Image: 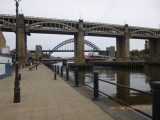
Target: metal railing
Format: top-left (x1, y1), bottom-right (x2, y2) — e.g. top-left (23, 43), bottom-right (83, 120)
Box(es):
top-left (94, 73), bottom-right (152, 118)
top-left (45, 64), bottom-right (160, 120)
top-left (1, 14), bottom-right (159, 31)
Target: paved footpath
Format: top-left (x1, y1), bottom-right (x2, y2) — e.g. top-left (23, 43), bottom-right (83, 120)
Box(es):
top-left (0, 64), bottom-right (114, 120)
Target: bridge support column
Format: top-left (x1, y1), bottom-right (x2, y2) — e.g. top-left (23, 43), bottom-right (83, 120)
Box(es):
top-left (18, 14), bottom-right (27, 64)
top-left (0, 29), bottom-right (6, 53)
top-left (74, 20), bottom-right (85, 65)
top-left (149, 39), bottom-right (160, 62)
top-left (116, 24), bottom-right (130, 61)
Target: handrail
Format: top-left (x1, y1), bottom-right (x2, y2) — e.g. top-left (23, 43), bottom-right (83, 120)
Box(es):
top-left (85, 74), bottom-right (92, 78)
top-left (99, 79), bottom-right (152, 96)
top-left (75, 71), bottom-right (153, 119)
top-left (79, 72), bottom-right (152, 95)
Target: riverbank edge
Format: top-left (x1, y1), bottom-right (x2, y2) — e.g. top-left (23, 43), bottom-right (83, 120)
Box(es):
top-left (59, 75), bottom-right (150, 120)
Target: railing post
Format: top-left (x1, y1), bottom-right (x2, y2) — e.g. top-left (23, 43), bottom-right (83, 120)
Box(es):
top-left (55, 65), bottom-right (57, 73)
top-left (66, 67), bottom-right (69, 80)
top-left (57, 66), bottom-right (59, 74)
top-left (52, 65), bottom-right (54, 71)
top-left (54, 65), bottom-right (57, 80)
top-left (152, 81), bottom-right (160, 120)
top-left (50, 65), bottom-right (52, 70)
top-left (74, 68), bottom-right (80, 87)
top-left (92, 72), bottom-right (100, 100)
top-left (61, 66), bottom-right (63, 77)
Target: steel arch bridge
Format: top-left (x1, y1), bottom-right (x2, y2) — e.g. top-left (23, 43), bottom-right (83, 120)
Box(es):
top-left (48, 38), bottom-right (102, 55)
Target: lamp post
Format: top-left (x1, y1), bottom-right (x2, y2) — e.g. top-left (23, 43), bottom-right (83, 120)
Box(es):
top-left (14, 0), bottom-right (21, 103)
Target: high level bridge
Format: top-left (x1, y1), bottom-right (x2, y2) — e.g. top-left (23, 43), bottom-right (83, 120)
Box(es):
top-left (0, 14), bottom-right (160, 64)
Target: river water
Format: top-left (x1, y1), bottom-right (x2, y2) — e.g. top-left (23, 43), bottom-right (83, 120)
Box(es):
top-left (53, 62), bottom-right (160, 116)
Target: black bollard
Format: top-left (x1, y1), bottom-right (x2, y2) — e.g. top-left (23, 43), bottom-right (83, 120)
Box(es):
top-left (152, 81), bottom-right (160, 120)
top-left (74, 68), bottom-right (80, 87)
top-left (92, 72), bottom-right (100, 100)
top-left (66, 67), bottom-right (69, 80)
top-left (61, 66), bottom-right (63, 77)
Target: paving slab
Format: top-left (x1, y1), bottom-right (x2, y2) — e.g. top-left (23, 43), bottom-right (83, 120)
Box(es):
top-left (0, 64), bottom-right (114, 120)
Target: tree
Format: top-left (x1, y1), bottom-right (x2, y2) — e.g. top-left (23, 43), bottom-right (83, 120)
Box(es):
top-left (130, 49), bottom-right (149, 56)
top-left (130, 49), bottom-right (140, 56)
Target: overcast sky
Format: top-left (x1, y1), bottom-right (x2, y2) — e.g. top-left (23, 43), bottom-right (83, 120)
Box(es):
top-left (1, 0), bottom-right (160, 57)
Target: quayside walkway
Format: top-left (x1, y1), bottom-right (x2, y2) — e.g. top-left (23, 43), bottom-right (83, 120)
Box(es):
top-left (0, 64), bottom-right (114, 120)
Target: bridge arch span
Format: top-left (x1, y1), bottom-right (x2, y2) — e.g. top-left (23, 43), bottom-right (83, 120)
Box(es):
top-left (131, 29), bottom-right (159, 36)
top-left (88, 25), bottom-right (123, 34)
top-left (48, 38), bottom-right (101, 55)
top-left (29, 22), bottom-right (77, 31)
top-left (0, 19), bottom-right (13, 27)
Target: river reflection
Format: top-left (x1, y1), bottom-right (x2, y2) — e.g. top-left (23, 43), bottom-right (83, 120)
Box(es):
top-left (83, 66), bottom-right (160, 115)
top-left (53, 62), bottom-right (160, 115)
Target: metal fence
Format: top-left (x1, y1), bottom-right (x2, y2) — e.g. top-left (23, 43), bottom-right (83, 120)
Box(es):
top-left (45, 64), bottom-right (160, 120)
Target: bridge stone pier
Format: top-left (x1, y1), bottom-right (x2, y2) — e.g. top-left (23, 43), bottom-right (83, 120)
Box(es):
top-left (149, 38), bottom-right (160, 62)
top-left (0, 29), bottom-right (6, 52)
top-left (116, 24), bottom-right (130, 61)
top-left (18, 14), bottom-right (27, 63)
top-left (74, 20), bottom-right (85, 65)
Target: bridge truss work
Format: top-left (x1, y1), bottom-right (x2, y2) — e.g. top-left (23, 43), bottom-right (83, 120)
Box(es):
top-left (0, 14), bottom-right (160, 64)
top-left (0, 14), bottom-right (159, 38)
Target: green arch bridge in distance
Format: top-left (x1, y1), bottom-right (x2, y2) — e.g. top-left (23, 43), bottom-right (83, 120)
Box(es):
top-left (48, 38), bottom-right (108, 56)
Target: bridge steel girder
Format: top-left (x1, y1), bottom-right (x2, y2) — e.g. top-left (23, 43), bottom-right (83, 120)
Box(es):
top-left (0, 14), bottom-right (160, 39)
top-left (47, 38), bottom-right (101, 56)
top-left (46, 50), bottom-right (102, 53)
top-left (1, 14), bottom-right (160, 62)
